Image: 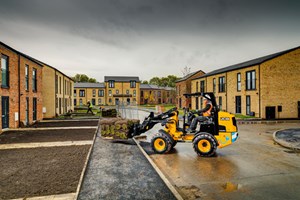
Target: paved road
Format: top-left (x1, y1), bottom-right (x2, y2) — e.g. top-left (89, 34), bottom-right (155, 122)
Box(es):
top-left (136, 110), bottom-right (300, 200)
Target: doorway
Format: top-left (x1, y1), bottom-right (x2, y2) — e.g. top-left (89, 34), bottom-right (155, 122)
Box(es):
top-left (235, 96), bottom-right (241, 113)
top-left (265, 106), bottom-right (276, 119)
top-left (2, 96), bottom-right (9, 129)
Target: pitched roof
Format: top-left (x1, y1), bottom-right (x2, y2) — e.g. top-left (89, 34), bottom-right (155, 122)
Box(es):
top-left (0, 41), bottom-right (42, 67)
top-left (140, 84), bottom-right (175, 91)
top-left (175, 69), bottom-right (205, 83)
top-left (193, 46), bottom-right (300, 79)
top-left (104, 76), bottom-right (140, 82)
top-left (74, 82), bottom-right (105, 88)
top-left (0, 41), bottom-right (73, 81)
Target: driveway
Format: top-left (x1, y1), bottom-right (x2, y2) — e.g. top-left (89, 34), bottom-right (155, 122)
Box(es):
top-left (135, 109), bottom-right (300, 200)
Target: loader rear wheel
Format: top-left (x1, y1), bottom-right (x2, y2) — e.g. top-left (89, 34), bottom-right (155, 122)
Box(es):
top-left (151, 132), bottom-right (172, 154)
top-left (193, 133), bottom-right (217, 157)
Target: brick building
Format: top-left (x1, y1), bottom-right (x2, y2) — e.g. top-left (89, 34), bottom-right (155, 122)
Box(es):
top-left (191, 46), bottom-right (300, 119)
top-left (140, 84), bottom-right (176, 105)
top-left (0, 41), bottom-right (43, 129)
top-left (175, 70), bottom-right (205, 109)
top-left (74, 82), bottom-right (105, 106)
top-left (105, 76), bottom-right (140, 105)
top-left (41, 62), bottom-right (74, 118)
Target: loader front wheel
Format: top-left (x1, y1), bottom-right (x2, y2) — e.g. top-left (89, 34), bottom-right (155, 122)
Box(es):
top-left (193, 133), bottom-right (217, 157)
top-left (151, 132), bottom-right (172, 154)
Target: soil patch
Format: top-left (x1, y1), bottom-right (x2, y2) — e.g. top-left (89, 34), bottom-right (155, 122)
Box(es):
top-left (30, 120), bottom-right (99, 128)
top-left (0, 129), bottom-right (96, 144)
top-left (0, 145), bottom-right (90, 200)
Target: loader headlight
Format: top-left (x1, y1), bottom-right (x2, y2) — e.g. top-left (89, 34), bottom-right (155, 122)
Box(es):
top-left (231, 132), bottom-right (238, 142)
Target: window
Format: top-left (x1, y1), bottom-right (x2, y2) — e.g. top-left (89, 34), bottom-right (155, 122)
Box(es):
top-left (196, 82), bottom-right (199, 92)
top-left (126, 90), bottom-right (129, 94)
top-left (74, 90), bottom-right (77, 97)
top-left (246, 95), bottom-right (251, 115)
top-left (1, 54), bottom-right (9, 87)
top-left (130, 81), bottom-right (136, 88)
top-left (109, 98), bottom-right (112, 103)
top-left (213, 78), bottom-right (216, 93)
top-left (158, 91), bottom-right (161, 97)
top-left (133, 90), bottom-right (136, 97)
top-left (79, 90), bottom-right (85, 97)
top-left (93, 89), bottom-right (96, 97)
top-left (55, 75), bottom-right (58, 94)
top-left (200, 97), bottom-right (203, 109)
top-left (246, 71), bottom-right (256, 90)
top-left (32, 68), bottom-right (37, 92)
top-left (59, 77), bottom-right (61, 94)
top-left (218, 76), bottom-right (225, 92)
top-left (33, 98), bottom-right (37, 120)
top-left (79, 99), bottom-right (83, 105)
top-left (237, 73), bottom-right (241, 91)
top-left (109, 90), bottom-right (112, 96)
top-left (98, 98), bottom-right (102, 105)
top-left (108, 80), bottom-right (115, 88)
top-left (98, 90), bottom-right (104, 97)
top-left (74, 99), bottom-right (77, 106)
top-left (219, 96), bottom-right (223, 110)
top-left (116, 89), bottom-right (119, 94)
top-left (200, 81), bottom-right (205, 92)
top-left (25, 65), bottom-right (29, 91)
top-left (141, 91), bottom-right (144, 97)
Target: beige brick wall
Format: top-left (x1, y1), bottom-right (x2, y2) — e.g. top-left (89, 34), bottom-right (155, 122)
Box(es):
top-left (55, 71), bottom-right (74, 115)
top-left (74, 87), bottom-right (105, 106)
top-left (105, 82), bottom-right (140, 105)
top-left (260, 48), bottom-right (300, 118)
top-left (42, 66), bottom-right (56, 118)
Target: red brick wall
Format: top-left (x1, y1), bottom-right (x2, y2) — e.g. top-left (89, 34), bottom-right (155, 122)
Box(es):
top-left (0, 44), bottom-right (43, 129)
top-left (0, 45), bottom-right (20, 129)
top-left (19, 56), bottom-right (43, 126)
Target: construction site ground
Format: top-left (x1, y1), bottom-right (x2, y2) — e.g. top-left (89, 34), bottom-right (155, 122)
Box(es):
top-left (0, 121), bottom-right (97, 200)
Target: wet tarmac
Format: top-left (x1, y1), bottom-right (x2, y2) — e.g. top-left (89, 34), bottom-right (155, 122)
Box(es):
top-left (136, 110), bottom-right (300, 200)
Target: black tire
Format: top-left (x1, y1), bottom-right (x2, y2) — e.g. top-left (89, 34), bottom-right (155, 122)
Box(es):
top-left (150, 132), bottom-right (172, 154)
top-left (193, 133), bottom-right (217, 157)
top-left (171, 141), bottom-right (177, 148)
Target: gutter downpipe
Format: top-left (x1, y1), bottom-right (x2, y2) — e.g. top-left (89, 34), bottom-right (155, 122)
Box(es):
top-left (259, 64), bottom-right (261, 118)
top-left (18, 54), bottom-right (21, 128)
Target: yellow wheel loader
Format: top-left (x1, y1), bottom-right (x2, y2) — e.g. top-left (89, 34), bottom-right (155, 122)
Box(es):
top-left (131, 92), bottom-right (238, 157)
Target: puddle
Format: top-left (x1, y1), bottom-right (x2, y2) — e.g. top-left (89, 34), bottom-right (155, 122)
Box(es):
top-left (222, 182), bottom-right (241, 192)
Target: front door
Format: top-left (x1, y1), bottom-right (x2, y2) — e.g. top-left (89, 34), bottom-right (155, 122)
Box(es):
top-left (266, 106), bottom-right (276, 119)
top-left (235, 96), bottom-right (241, 113)
top-left (25, 97), bottom-right (29, 125)
top-left (2, 96), bottom-right (9, 129)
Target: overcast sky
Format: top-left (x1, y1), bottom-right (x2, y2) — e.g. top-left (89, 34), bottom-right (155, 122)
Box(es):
top-left (0, 0), bottom-right (299, 82)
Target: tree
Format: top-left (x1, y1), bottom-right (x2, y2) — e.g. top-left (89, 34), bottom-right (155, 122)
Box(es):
top-left (181, 66), bottom-right (191, 77)
top-left (147, 75), bottom-right (179, 88)
top-left (142, 80), bottom-right (149, 84)
top-left (72, 74), bottom-right (97, 83)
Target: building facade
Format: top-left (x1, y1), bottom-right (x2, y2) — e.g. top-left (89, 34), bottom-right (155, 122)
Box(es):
top-left (1, 41), bottom-right (43, 129)
top-left (175, 70), bottom-right (205, 109)
top-left (105, 76), bottom-right (140, 105)
top-left (140, 84), bottom-right (176, 105)
top-left (41, 63), bottom-right (74, 118)
top-left (74, 82), bottom-right (105, 106)
top-left (191, 46), bottom-right (300, 119)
